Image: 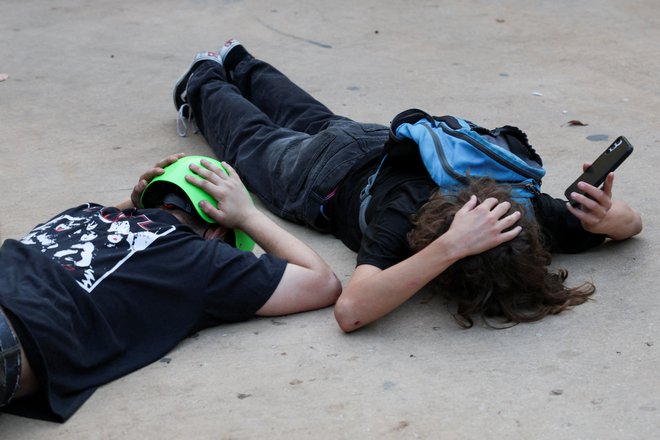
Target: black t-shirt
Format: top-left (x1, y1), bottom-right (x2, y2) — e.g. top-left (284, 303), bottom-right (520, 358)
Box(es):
top-left (326, 156), bottom-right (606, 270)
top-left (327, 153), bottom-right (436, 268)
top-left (0, 204), bottom-right (286, 422)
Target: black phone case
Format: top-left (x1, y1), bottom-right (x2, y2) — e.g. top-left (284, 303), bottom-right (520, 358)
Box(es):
top-left (565, 136), bottom-right (634, 206)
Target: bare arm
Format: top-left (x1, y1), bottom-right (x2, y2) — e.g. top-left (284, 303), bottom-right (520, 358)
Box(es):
top-left (114, 199), bottom-right (134, 210)
top-left (188, 160), bottom-right (342, 316)
top-left (334, 196), bottom-right (522, 332)
top-left (566, 169), bottom-right (642, 240)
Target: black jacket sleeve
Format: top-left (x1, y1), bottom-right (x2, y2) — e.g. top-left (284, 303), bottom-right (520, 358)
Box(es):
top-left (533, 193), bottom-right (606, 253)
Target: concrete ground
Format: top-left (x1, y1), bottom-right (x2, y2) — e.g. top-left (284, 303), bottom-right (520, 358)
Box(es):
top-left (1, 0), bottom-right (658, 438)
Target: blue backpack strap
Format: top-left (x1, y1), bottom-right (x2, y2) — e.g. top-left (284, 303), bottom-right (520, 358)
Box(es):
top-left (385, 108), bottom-right (435, 157)
top-left (433, 115), bottom-right (463, 130)
top-left (358, 109), bottom-right (434, 234)
top-left (358, 155), bottom-right (388, 233)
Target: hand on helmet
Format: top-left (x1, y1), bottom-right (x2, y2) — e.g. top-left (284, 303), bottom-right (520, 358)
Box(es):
top-left (131, 153), bottom-right (185, 208)
top-left (186, 160), bottom-right (257, 228)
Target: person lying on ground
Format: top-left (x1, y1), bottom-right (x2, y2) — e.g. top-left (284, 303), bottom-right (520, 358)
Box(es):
top-left (0, 155), bottom-right (341, 422)
top-left (171, 39), bottom-right (642, 332)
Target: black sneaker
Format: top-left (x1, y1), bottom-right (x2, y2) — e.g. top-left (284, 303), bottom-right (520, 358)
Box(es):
top-left (173, 51), bottom-right (222, 113)
top-left (219, 39), bottom-right (250, 80)
top-left (173, 51), bottom-right (222, 136)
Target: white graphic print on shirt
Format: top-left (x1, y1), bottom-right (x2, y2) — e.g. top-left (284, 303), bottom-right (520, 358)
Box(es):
top-left (20, 204), bottom-right (175, 293)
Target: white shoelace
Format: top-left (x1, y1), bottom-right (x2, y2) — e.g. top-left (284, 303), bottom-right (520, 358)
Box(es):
top-left (176, 104), bottom-right (198, 137)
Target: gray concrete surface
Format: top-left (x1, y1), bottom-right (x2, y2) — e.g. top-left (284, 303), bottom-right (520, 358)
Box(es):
top-left (1, 0), bottom-right (658, 438)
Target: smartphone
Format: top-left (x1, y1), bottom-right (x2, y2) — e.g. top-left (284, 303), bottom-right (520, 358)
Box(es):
top-left (565, 136), bottom-right (634, 207)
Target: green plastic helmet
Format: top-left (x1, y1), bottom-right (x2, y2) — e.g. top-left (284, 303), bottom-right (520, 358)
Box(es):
top-left (140, 155), bottom-right (256, 252)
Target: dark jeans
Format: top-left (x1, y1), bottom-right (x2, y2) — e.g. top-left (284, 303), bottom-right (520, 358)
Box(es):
top-left (186, 57), bottom-right (388, 231)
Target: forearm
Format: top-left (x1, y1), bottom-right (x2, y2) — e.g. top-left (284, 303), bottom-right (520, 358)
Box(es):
top-left (589, 200), bottom-right (642, 240)
top-left (335, 195), bottom-right (524, 332)
top-left (247, 211), bottom-right (342, 316)
top-left (115, 199), bottom-right (134, 210)
top-left (335, 237), bottom-right (461, 332)
top-left (239, 211), bottom-right (333, 274)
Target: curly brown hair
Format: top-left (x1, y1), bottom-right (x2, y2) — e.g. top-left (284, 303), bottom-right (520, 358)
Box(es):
top-left (407, 177), bottom-right (595, 328)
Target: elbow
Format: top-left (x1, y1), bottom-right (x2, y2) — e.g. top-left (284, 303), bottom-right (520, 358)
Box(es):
top-left (624, 208), bottom-right (643, 239)
top-left (317, 270), bottom-right (342, 308)
top-left (609, 213), bottom-right (643, 241)
top-left (334, 296), bottom-right (362, 333)
top-left (633, 213), bottom-right (643, 236)
top-left (606, 203), bottom-right (643, 240)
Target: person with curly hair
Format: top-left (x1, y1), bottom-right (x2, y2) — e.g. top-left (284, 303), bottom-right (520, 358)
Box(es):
top-left (407, 177), bottom-right (595, 328)
top-left (172, 39), bottom-right (642, 332)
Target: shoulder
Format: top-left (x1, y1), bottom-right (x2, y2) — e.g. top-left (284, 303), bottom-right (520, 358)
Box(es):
top-left (358, 188), bottom-right (428, 269)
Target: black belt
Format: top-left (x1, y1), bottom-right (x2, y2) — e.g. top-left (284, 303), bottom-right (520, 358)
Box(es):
top-left (0, 306), bottom-right (21, 407)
